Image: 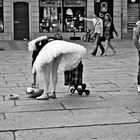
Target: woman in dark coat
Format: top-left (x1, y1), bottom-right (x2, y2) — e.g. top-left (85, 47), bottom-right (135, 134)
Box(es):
top-left (104, 13), bottom-right (118, 56)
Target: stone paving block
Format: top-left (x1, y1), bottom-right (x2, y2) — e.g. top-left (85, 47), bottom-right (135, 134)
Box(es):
top-left (70, 109), bottom-right (137, 126)
top-left (94, 94), bottom-right (140, 108)
top-left (0, 100), bottom-right (15, 113)
top-left (0, 96), bottom-right (3, 101)
top-left (0, 81), bottom-right (6, 86)
top-left (0, 101), bottom-right (63, 113)
top-left (0, 82), bottom-right (18, 88)
top-left (3, 74), bottom-right (26, 81)
top-left (0, 110), bottom-right (73, 131)
top-left (91, 83), bottom-right (120, 92)
top-left (0, 113), bottom-right (4, 120)
top-left (131, 113), bottom-right (140, 121)
top-left (0, 132), bottom-right (13, 140)
top-left (0, 76), bottom-right (4, 81)
top-left (0, 68), bottom-right (22, 74)
top-left (60, 96), bottom-right (104, 109)
top-left (127, 106), bottom-right (140, 113)
top-left (0, 87), bottom-right (26, 95)
top-left (108, 90), bottom-right (138, 96)
top-left (15, 123), bottom-right (140, 140)
top-left (0, 107), bottom-right (137, 131)
top-left (13, 80), bottom-right (31, 87)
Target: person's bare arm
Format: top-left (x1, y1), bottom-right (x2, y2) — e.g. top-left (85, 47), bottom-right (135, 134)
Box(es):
top-left (82, 17), bottom-right (94, 22)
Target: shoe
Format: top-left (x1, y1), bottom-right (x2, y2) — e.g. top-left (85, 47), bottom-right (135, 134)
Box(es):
top-left (36, 93), bottom-right (49, 100)
top-left (91, 52), bottom-right (96, 56)
top-left (138, 85), bottom-right (140, 93)
top-left (100, 51), bottom-right (105, 56)
top-left (103, 53), bottom-right (107, 56)
top-left (49, 92), bottom-right (56, 99)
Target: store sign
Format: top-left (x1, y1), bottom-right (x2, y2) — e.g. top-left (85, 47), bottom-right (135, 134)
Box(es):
top-left (40, 0), bottom-right (62, 7)
top-left (100, 2), bottom-right (108, 12)
top-left (95, 0), bottom-right (100, 3)
top-left (64, 0), bottom-right (86, 7)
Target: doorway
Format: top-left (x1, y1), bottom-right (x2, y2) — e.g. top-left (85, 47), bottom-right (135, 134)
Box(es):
top-left (14, 2), bottom-right (29, 40)
top-left (127, 0), bottom-right (140, 38)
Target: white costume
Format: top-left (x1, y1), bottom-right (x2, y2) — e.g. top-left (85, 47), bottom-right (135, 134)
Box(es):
top-left (29, 40), bottom-right (86, 78)
top-left (28, 37), bottom-right (86, 100)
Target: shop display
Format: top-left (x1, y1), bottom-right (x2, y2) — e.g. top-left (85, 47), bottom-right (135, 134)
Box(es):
top-left (39, 0), bottom-right (86, 33)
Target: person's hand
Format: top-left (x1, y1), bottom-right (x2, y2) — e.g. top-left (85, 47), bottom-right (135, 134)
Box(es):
top-left (31, 82), bottom-right (36, 88)
top-left (80, 17), bottom-right (84, 20)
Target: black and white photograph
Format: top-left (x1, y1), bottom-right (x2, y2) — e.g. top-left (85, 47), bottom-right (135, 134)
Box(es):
top-left (0, 0), bottom-right (140, 139)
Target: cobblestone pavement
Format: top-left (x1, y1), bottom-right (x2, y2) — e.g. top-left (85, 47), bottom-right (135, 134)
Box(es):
top-left (0, 40), bottom-right (140, 140)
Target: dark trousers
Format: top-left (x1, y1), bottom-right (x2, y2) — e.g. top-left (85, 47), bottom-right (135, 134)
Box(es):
top-left (138, 51), bottom-right (140, 85)
top-left (92, 33), bottom-right (104, 56)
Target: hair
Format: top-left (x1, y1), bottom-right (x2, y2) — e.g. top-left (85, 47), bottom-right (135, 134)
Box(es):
top-left (94, 12), bottom-right (99, 18)
top-left (105, 13), bottom-right (112, 22)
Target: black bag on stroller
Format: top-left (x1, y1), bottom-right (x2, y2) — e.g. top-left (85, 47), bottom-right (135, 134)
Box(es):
top-left (64, 61), bottom-right (90, 95)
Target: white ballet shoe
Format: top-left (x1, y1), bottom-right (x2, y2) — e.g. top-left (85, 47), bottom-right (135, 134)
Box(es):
top-left (36, 93), bottom-right (49, 100)
top-left (138, 85), bottom-right (140, 93)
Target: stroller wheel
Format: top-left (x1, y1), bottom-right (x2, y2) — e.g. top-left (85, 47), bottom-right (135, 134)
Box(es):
top-left (70, 87), bottom-right (75, 94)
top-left (82, 84), bottom-right (86, 90)
top-left (78, 88), bottom-right (83, 95)
top-left (85, 90), bottom-right (90, 95)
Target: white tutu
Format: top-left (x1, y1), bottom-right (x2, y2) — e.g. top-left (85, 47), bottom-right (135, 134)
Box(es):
top-left (32, 40), bottom-right (86, 74)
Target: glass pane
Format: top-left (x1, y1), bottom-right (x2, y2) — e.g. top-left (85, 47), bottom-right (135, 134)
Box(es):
top-left (39, 0), bottom-right (86, 32)
top-left (39, 0), bottom-right (61, 33)
top-left (63, 0), bottom-right (86, 32)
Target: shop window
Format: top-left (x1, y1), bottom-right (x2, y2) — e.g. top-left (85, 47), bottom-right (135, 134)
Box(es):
top-left (0, 0), bottom-right (3, 33)
top-left (63, 0), bottom-right (86, 32)
top-left (39, 0), bottom-right (86, 33)
top-left (39, 0), bottom-right (62, 33)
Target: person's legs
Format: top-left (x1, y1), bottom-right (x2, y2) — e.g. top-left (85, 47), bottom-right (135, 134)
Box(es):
top-left (32, 72), bottom-right (37, 88)
top-left (104, 40), bottom-right (109, 56)
top-left (91, 34), bottom-right (100, 56)
top-left (137, 51), bottom-right (140, 92)
top-left (108, 41), bottom-right (116, 55)
top-left (49, 54), bottom-right (63, 98)
top-left (98, 39), bottom-right (105, 55)
top-left (36, 63), bottom-right (52, 100)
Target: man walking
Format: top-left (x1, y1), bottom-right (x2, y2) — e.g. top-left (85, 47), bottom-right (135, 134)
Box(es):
top-left (133, 20), bottom-right (140, 92)
top-left (83, 12), bottom-right (105, 56)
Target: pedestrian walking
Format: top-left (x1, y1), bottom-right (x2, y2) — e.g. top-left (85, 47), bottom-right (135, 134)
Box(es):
top-left (82, 12), bottom-right (105, 56)
top-left (133, 20), bottom-right (140, 92)
top-left (103, 13), bottom-right (118, 56)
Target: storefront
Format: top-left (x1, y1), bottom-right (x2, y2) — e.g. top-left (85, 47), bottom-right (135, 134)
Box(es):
top-left (39, 0), bottom-right (86, 33)
top-left (0, 0), bottom-right (139, 40)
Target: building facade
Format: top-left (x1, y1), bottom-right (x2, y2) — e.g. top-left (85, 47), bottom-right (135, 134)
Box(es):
top-left (0, 0), bottom-right (140, 40)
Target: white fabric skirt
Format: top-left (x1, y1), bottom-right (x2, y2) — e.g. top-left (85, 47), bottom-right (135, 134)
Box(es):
top-left (32, 40), bottom-right (86, 75)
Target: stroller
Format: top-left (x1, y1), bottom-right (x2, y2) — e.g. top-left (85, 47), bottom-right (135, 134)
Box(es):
top-left (64, 61), bottom-right (90, 95)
